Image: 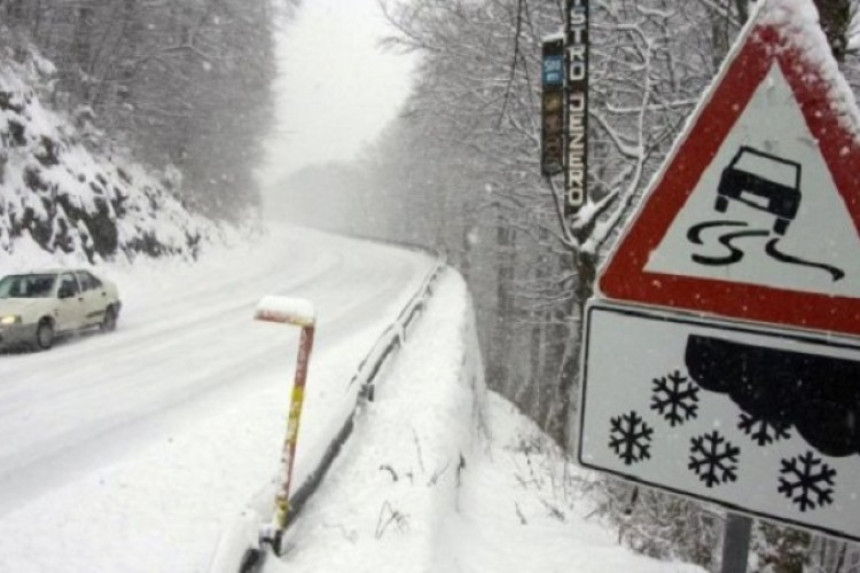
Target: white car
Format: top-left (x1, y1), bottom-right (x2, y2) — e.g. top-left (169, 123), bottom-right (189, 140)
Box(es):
top-left (0, 269), bottom-right (122, 351)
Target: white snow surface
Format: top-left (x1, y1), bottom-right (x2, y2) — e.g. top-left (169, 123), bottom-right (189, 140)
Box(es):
top-left (267, 272), bottom-right (704, 573)
top-left (0, 225), bottom-right (703, 572)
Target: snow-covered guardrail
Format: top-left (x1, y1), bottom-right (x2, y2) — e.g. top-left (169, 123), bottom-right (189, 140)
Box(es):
top-left (286, 247), bottom-right (445, 529)
top-left (211, 247), bottom-right (446, 573)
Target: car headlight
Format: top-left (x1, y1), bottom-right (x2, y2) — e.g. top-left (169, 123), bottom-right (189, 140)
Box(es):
top-left (0, 315), bottom-right (22, 326)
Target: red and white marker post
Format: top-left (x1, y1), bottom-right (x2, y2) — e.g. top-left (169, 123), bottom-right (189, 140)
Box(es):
top-left (254, 295), bottom-right (317, 555)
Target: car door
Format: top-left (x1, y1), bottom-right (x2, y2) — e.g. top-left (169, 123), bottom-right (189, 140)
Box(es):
top-left (75, 271), bottom-right (105, 327)
top-left (54, 273), bottom-right (86, 332)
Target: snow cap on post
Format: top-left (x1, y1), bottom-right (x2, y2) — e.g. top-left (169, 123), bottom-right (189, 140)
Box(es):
top-left (254, 295), bottom-right (316, 327)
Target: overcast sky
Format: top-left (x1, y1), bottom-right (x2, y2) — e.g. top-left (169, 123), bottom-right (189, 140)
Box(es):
top-left (260, 0), bottom-right (416, 193)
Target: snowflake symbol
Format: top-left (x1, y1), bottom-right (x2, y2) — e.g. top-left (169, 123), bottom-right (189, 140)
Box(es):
top-left (609, 411), bottom-right (654, 465)
top-left (738, 413), bottom-right (791, 446)
top-left (778, 451), bottom-right (837, 512)
top-left (651, 370), bottom-right (700, 426)
top-left (689, 431), bottom-right (740, 488)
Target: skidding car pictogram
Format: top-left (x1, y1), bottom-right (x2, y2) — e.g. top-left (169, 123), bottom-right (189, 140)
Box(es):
top-left (715, 146), bottom-right (802, 235)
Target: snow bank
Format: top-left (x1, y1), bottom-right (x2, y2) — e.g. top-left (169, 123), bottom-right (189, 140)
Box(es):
top-left (267, 270), bottom-right (487, 571)
top-left (266, 270), bottom-right (702, 572)
top-left (434, 391), bottom-right (707, 573)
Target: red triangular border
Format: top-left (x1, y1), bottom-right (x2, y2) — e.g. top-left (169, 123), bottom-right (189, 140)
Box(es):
top-left (598, 23), bottom-right (860, 337)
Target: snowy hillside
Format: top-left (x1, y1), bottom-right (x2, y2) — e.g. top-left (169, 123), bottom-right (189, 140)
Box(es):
top-left (0, 35), bottom-right (224, 268)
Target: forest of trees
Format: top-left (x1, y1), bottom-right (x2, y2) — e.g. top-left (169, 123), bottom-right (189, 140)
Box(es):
top-left (271, 0), bottom-right (859, 570)
top-left (0, 0), bottom-right (298, 220)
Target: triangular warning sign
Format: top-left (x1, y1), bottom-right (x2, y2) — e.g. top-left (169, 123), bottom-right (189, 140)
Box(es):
top-left (598, 0), bottom-right (860, 338)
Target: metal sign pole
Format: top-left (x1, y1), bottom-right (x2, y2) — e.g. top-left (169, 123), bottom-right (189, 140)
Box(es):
top-left (564, 0), bottom-right (589, 217)
top-left (721, 513), bottom-right (752, 573)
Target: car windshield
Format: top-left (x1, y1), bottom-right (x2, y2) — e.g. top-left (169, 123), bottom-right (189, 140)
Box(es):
top-left (0, 274), bottom-right (57, 299)
top-left (734, 151), bottom-right (799, 188)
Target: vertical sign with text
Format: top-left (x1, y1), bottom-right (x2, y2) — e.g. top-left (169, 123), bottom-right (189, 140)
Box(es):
top-left (541, 38), bottom-right (565, 177)
top-left (565, 0), bottom-right (589, 216)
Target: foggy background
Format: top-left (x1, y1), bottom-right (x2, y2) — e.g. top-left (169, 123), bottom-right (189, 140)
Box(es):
top-left (260, 0), bottom-right (416, 223)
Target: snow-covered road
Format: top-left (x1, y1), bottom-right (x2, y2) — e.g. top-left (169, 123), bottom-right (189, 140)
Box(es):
top-left (0, 227), bottom-right (706, 573)
top-left (0, 226), bottom-right (436, 571)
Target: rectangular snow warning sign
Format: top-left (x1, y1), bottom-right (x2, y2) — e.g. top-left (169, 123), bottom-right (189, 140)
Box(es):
top-left (578, 300), bottom-right (860, 542)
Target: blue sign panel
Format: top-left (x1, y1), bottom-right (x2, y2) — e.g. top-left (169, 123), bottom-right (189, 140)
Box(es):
top-left (543, 55), bottom-right (564, 86)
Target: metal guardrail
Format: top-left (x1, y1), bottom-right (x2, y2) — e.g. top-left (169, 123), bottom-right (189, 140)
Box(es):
top-left (286, 248), bottom-right (445, 526)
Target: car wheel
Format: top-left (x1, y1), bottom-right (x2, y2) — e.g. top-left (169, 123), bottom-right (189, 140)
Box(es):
top-left (101, 305), bottom-right (117, 332)
top-left (774, 218), bottom-right (790, 236)
top-left (715, 195), bottom-right (729, 213)
top-left (36, 319), bottom-right (54, 351)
